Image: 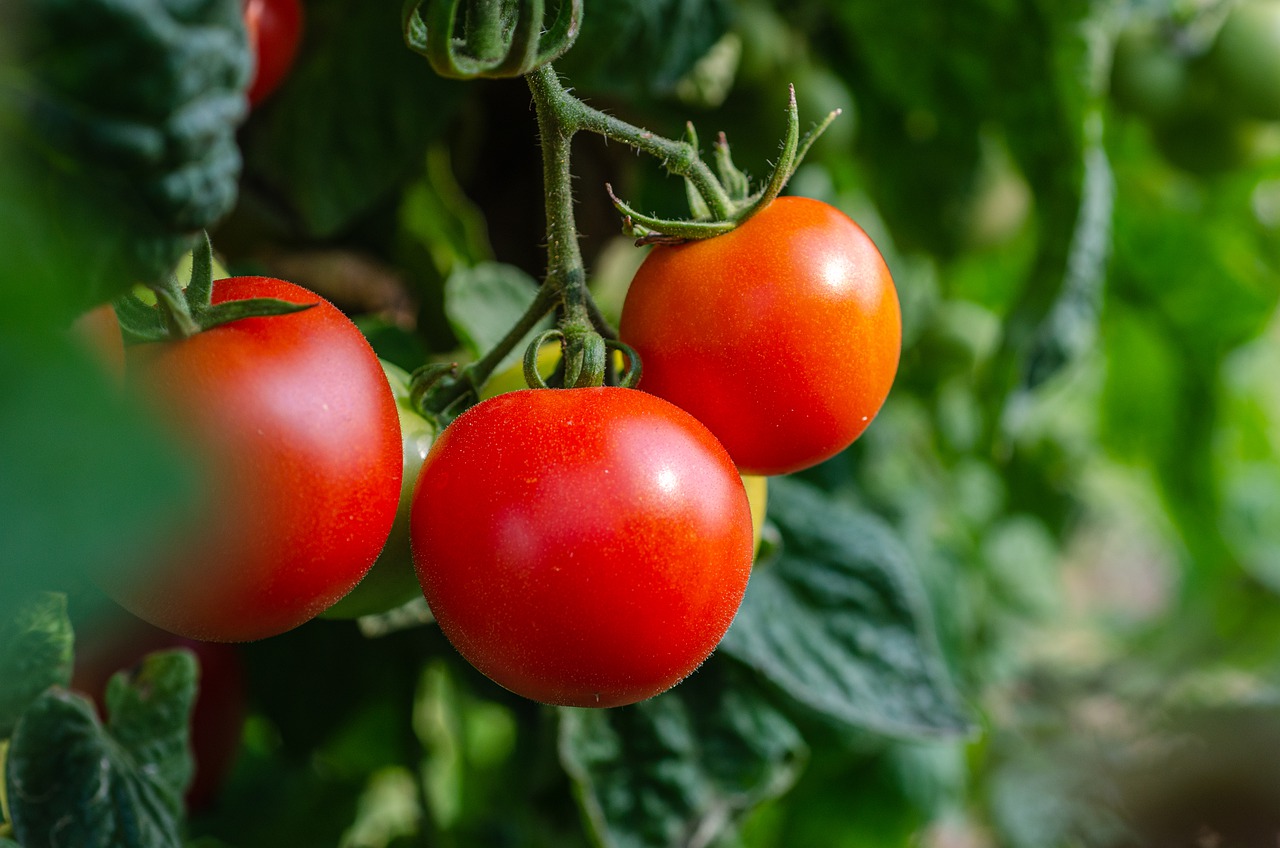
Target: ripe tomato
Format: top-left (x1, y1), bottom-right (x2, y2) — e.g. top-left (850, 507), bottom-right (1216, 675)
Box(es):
top-left (72, 614), bottom-right (247, 812)
top-left (243, 0), bottom-right (303, 106)
top-left (323, 360), bottom-right (435, 620)
top-left (411, 387), bottom-right (753, 708)
top-left (103, 277), bottom-right (402, 642)
top-left (619, 196), bottom-right (901, 476)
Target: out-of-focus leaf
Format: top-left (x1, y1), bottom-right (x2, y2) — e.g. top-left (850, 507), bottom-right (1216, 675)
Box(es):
top-left (0, 593), bottom-right (73, 739)
top-left (243, 0), bottom-right (465, 237)
top-left (0, 0), bottom-right (249, 316)
top-left (0, 335), bottom-right (195, 628)
top-left (6, 650), bottom-right (197, 848)
top-left (443, 262), bottom-right (551, 371)
top-left (720, 478), bottom-right (973, 738)
top-left (399, 145), bottom-right (494, 280)
top-left (557, 0), bottom-right (734, 99)
top-left (559, 666), bottom-right (805, 848)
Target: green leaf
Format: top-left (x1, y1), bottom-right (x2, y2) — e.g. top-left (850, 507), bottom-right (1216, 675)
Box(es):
top-left (5, 650), bottom-right (197, 848)
top-left (720, 478), bottom-right (973, 738)
top-left (243, 0), bottom-right (465, 237)
top-left (0, 593), bottom-right (73, 739)
top-left (556, 0), bottom-right (733, 99)
top-left (443, 262), bottom-right (551, 372)
top-left (559, 666), bottom-right (806, 848)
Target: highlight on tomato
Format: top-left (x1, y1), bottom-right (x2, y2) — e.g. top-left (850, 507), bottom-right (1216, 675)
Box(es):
top-left (99, 276), bottom-right (403, 642)
top-left (619, 195), bottom-right (902, 477)
top-left (410, 387), bottom-right (754, 709)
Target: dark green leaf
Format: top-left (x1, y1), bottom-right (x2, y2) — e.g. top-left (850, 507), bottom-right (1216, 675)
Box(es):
top-left (559, 667), bottom-right (805, 848)
top-left (6, 650), bottom-right (197, 848)
top-left (443, 262), bottom-right (551, 371)
top-left (720, 478), bottom-right (973, 738)
top-left (0, 593), bottom-right (73, 739)
top-left (557, 0), bottom-right (733, 98)
top-left (243, 0), bottom-right (465, 237)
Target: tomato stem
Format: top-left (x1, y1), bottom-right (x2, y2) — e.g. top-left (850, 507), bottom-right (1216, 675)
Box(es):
top-left (151, 275), bottom-right (200, 339)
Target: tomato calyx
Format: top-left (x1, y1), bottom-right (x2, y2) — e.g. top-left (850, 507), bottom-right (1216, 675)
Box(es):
top-left (111, 233), bottom-right (315, 344)
top-left (403, 0), bottom-right (582, 80)
top-left (605, 85), bottom-right (842, 245)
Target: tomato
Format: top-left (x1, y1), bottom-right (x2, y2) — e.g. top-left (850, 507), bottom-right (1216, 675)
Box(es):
top-left (101, 277), bottom-right (402, 642)
top-left (411, 387), bottom-right (753, 708)
top-left (619, 196), bottom-right (901, 476)
top-left (72, 613), bottom-right (247, 812)
top-left (323, 360), bottom-right (435, 619)
top-left (244, 0), bottom-right (303, 107)
top-left (1209, 0), bottom-right (1280, 121)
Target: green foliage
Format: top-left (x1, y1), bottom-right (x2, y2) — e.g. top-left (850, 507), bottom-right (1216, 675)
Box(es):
top-left (560, 668), bottom-right (805, 848)
top-left (5, 651), bottom-right (197, 848)
top-left (722, 479), bottom-right (972, 738)
top-left (0, 595), bottom-right (72, 739)
top-left (443, 262), bottom-right (550, 372)
top-left (241, 0), bottom-right (465, 237)
top-left (0, 0), bottom-right (250, 316)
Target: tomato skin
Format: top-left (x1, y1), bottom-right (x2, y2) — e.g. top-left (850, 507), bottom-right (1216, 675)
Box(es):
top-left (244, 0), bottom-right (303, 107)
top-left (619, 196), bottom-right (901, 476)
top-left (411, 388), bottom-right (753, 708)
top-left (105, 277), bottom-right (402, 642)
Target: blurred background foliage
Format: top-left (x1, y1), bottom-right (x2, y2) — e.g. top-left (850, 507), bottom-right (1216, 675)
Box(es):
top-left (6, 0), bottom-right (1280, 845)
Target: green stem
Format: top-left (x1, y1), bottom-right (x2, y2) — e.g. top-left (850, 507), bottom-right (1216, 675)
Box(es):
top-left (527, 64), bottom-right (734, 220)
top-left (527, 64), bottom-right (592, 333)
top-left (422, 279), bottom-right (561, 414)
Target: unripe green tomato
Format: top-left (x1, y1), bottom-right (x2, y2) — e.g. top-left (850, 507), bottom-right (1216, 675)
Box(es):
top-left (323, 360), bottom-right (435, 619)
top-left (1209, 0), bottom-right (1280, 121)
top-left (742, 474), bottom-right (767, 558)
top-left (1111, 25), bottom-right (1189, 121)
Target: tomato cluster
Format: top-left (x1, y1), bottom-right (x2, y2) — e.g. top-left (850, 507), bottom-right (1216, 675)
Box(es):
top-left (1110, 1), bottom-right (1280, 174)
top-left (87, 194), bottom-right (896, 711)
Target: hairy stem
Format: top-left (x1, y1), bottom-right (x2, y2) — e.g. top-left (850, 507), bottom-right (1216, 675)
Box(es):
top-left (527, 64), bottom-right (734, 220)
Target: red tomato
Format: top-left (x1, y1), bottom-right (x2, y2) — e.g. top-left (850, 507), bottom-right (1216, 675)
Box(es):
top-left (619, 196), bottom-right (902, 476)
top-left (411, 387), bottom-right (753, 708)
top-left (72, 614), bottom-right (247, 812)
top-left (103, 277), bottom-right (402, 642)
top-left (243, 0), bottom-right (303, 106)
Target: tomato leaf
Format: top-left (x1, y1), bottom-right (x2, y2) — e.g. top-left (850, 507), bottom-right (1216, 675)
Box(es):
top-left (0, 593), bottom-right (73, 739)
top-left (5, 650), bottom-right (196, 848)
top-left (559, 665), bottom-right (805, 848)
top-left (720, 478), bottom-right (973, 738)
top-left (443, 262), bottom-right (552, 373)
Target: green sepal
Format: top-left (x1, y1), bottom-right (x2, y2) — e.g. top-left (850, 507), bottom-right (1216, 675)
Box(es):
top-left (606, 84), bottom-right (844, 243)
top-left (113, 293), bottom-right (169, 344)
top-left (196, 298), bottom-right (316, 331)
top-left (714, 132), bottom-right (751, 202)
top-left (523, 329), bottom-right (564, 390)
